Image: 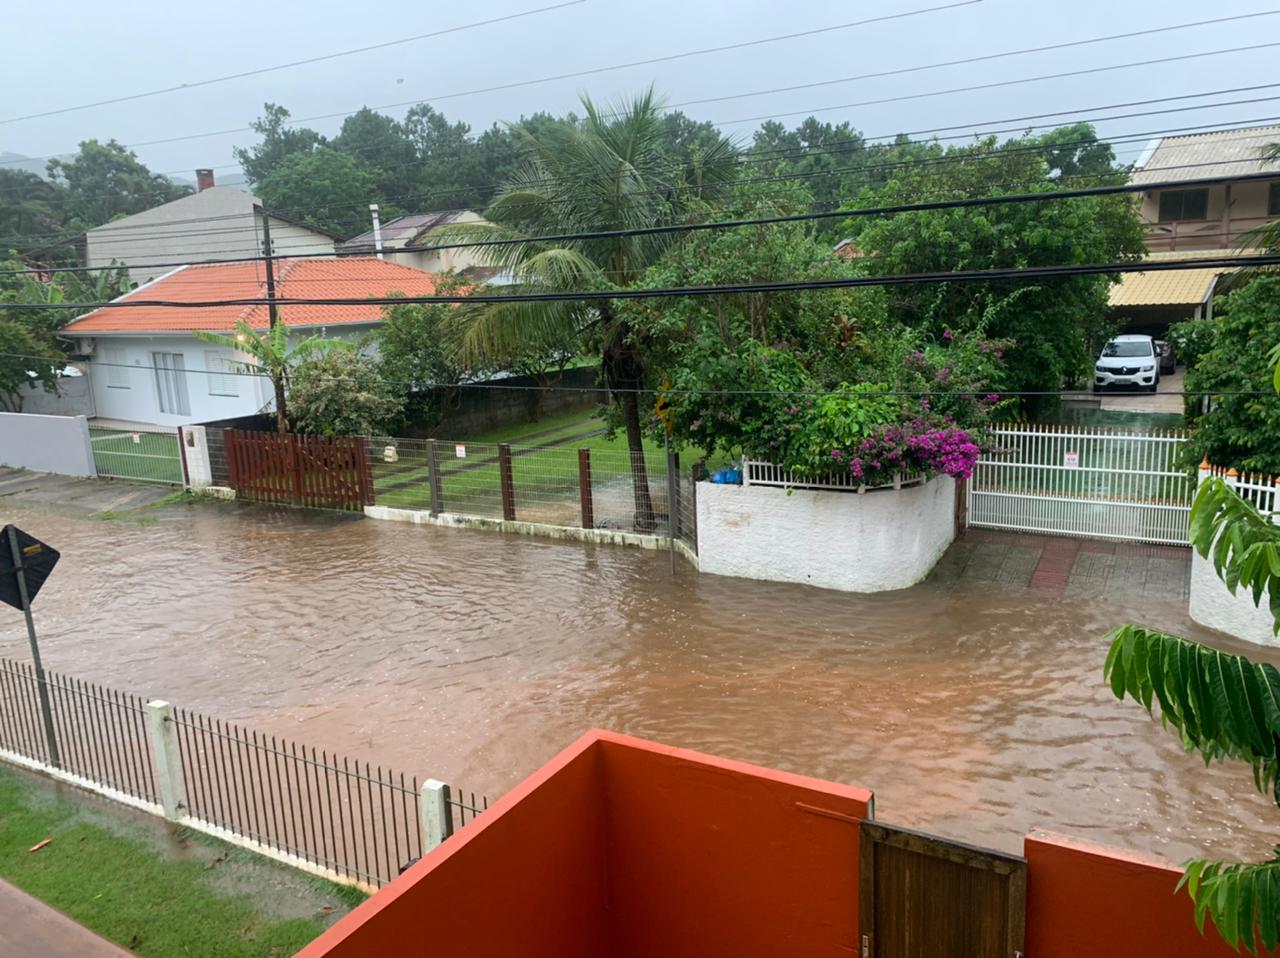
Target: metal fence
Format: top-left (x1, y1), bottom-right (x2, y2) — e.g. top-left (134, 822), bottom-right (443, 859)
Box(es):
top-left (89, 425), bottom-right (185, 485)
top-left (370, 436), bottom-right (699, 553)
top-left (0, 657), bottom-right (487, 889)
top-left (0, 659), bottom-right (157, 803)
top-left (171, 706), bottom-right (422, 887)
top-left (1203, 464), bottom-right (1280, 517)
top-left (968, 423), bottom-right (1195, 545)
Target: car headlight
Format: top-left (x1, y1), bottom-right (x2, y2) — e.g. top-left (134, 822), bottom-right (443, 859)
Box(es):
top-left (1141, 365), bottom-right (1154, 372)
top-left (1095, 365), bottom-right (1106, 372)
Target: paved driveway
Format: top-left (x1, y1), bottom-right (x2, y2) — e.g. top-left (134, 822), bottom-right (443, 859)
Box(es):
top-left (0, 879), bottom-right (132, 957)
top-left (1099, 366), bottom-right (1185, 415)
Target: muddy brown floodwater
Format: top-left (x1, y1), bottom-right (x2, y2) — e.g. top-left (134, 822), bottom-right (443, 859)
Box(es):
top-left (2, 496), bottom-right (1278, 864)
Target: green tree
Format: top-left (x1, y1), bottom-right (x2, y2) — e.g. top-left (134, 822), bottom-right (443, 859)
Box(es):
top-left (1181, 277), bottom-right (1280, 475)
top-left (234, 104), bottom-right (326, 186)
top-left (255, 148), bottom-right (384, 237)
top-left (845, 128), bottom-right (1145, 407)
top-left (0, 169), bottom-right (72, 263)
top-left (288, 349), bottom-right (403, 437)
top-left (46, 140), bottom-right (189, 228)
top-left (332, 107), bottom-right (420, 202)
top-left (1104, 344), bottom-right (1280, 953)
top-left (437, 88), bottom-right (737, 530)
top-left (194, 319), bottom-right (343, 432)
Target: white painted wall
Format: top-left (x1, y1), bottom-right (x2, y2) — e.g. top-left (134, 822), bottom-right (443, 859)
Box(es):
top-left (696, 477), bottom-right (957, 593)
top-left (1190, 551), bottom-right (1277, 646)
top-left (85, 186), bottom-right (336, 286)
top-left (0, 412), bottom-right (95, 476)
top-left (79, 326), bottom-right (374, 427)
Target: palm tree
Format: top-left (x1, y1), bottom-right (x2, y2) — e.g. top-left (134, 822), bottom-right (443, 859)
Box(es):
top-left (438, 88), bottom-right (737, 531)
top-left (1104, 346), bottom-right (1280, 953)
top-left (195, 319), bottom-right (346, 432)
top-left (1234, 141), bottom-right (1280, 263)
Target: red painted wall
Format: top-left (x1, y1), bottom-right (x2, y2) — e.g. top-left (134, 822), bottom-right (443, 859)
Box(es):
top-left (297, 742), bottom-right (609, 958)
top-left (1025, 832), bottom-right (1241, 957)
top-left (597, 734), bottom-right (872, 958)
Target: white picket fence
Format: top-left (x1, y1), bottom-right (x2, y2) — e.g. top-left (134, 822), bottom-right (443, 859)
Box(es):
top-left (967, 423), bottom-right (1195, 546)
top-left (1201, 464), bottom-right (1280, 517)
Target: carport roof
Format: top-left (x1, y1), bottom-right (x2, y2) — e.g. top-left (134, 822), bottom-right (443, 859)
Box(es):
top-left (1108, 250), bottom-right (1237, 308)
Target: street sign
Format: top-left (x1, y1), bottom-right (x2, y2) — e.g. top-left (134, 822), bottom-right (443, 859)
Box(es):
top-left (654, 380), bottom-right (674, 435)
top-left (0, 525), bottom-right (59, 611)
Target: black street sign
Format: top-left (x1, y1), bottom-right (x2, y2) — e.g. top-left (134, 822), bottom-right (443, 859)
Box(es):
top-left (0, 525), bottom-right (59, 611)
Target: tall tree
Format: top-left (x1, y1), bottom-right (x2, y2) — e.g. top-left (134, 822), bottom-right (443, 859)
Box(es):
top-left (255, 148), bottom-right (384, 238)
top-left (438, 88), bottom-right (738, 530)
top-left (234, 103), bottom-right (326, 186)
top-left (46, 140), bottom-right (189, 228)
top-left (0, 169), bottom-right (68, 261)
top-left (332, 107), bottom-right (420, 202)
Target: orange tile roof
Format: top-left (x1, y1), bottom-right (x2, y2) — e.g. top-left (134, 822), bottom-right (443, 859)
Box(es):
top-left (67, 258), bottom-right (441, 334)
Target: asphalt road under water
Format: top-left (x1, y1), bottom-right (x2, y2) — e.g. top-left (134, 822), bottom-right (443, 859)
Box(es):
top-left (2, 495), bottom-right (1275, 863)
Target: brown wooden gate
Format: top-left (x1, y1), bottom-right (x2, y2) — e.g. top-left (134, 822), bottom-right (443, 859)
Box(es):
top-left (224, 429), bottom-right (373, 512)
top-left (860, 822), bottom-right (1025, 958)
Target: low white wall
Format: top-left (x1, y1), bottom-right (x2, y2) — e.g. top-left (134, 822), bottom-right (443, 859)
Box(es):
top-left (0, 412), bottom-right (95, 477)
top-left (1189, 550), bottom-right (1277, 646)
top-left (695, 476), bottom-right (957, 592)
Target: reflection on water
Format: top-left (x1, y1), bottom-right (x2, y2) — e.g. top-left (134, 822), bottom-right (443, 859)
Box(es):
top-left (1, 499), bottom-right (1275, 861)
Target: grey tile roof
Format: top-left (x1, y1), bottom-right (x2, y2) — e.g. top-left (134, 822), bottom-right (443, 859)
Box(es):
top-left (1131, 125), bottom-right (1280, 185)
top-left (338, 211), bottom-right (467, 253)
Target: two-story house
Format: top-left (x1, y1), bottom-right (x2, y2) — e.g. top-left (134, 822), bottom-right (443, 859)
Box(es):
top-left (1109, 124), bottom-right (1280, 333)
top-left (83, 169), bottom-right (340, 286)
top-left (337, 209), bottom-right (510, 281)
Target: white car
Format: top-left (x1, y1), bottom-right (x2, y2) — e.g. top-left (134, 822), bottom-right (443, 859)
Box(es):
top-left (1094, 335), bottom-right (1159, 393)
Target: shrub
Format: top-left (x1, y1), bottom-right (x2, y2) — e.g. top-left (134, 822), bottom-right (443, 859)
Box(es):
top-left (288, 350), bottom-right (403, 438)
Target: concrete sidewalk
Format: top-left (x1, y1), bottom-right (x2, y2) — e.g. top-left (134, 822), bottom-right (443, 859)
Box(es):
top-left (0, 878), bottom-right (132, 957)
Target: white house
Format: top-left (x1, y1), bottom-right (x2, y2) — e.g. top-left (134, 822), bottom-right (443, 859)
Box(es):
top-left (83, 169), bottom-right (339, 286)
top-left (63, 257), bottom-right (443, 427)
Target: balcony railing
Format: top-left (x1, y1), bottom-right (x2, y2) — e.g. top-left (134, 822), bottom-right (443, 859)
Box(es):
top-left (1143, 214), bottom-right (1276, 252)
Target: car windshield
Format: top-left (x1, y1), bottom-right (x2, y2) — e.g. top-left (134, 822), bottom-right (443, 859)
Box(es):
top-left (1102, 341), bottom-right (1151, 358)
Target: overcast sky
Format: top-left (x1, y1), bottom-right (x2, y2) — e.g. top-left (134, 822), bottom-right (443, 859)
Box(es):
top-left (3, 0), bottom-right (1277, 183)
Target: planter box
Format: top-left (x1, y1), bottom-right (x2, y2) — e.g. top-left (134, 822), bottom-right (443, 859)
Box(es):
top-left (695, 475), bottom-right (957, 593)
top-left (1189, 550), bottom-right (1277, 646)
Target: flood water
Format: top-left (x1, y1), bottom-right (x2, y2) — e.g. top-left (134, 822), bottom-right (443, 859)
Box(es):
top-left (2, 496), bottom-right (1277, 863)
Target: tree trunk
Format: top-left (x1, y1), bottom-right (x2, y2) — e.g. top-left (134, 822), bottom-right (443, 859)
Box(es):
top-left (273, 373), bottom-right (288, 433)
top-left (602, 311), bottom-right (655, 533)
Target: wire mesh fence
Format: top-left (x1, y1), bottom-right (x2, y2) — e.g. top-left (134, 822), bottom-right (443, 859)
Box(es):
top-left (170, 707), bottom-right (424, 887)
top-left (89, 425), bottom-right (185, 485)
top-left (0, 658), bottom-right (157, 804)
top-left (370, 436), bottom-right (698, 544)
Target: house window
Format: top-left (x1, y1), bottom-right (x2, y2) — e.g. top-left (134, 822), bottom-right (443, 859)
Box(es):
top-left (205, 351), bottom-right (240, 397)
top-left (102, 347), bottom-right (130, 388)
top-left (152, 352), bottom-right (190, 417)
top-left (1157, 188), bottom-right (1209, 222)
top-left (1269, 182), bottom-right (1280, 216)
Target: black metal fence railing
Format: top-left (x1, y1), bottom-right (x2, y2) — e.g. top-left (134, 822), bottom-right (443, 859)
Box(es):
top-left (170, 707), bottom-right (424, 888)
top-left (0, 656), bottom-right (489, 889)
top-left (0, 659), bottom-right (157, 804)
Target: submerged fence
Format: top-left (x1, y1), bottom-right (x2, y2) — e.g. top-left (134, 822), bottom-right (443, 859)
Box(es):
top-left (369, 436), bottom-right (699, 554)
top-left (89, 425), bottom-right (185, 485)
top-left (0, 657), bottom-right (486, 888)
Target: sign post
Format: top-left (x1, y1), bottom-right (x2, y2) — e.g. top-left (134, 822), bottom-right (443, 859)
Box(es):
top-left (2, 525), bottom-right (60, 768)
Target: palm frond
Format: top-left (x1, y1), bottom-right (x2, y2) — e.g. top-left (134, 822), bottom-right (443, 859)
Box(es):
top-left (1190, 477), bottom-right (1280, 632)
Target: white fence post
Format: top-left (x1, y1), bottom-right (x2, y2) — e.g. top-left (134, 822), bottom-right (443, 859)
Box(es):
top-left (421, 779), bottom-right (450, 851)
top-left (181, 425), bottom-right (214, 488)
top-left (146, 700), bottom-right (187, 821)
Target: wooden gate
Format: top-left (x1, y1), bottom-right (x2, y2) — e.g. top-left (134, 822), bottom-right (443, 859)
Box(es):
top-left (860, 822), bottom-right (1025, 958)
top-left (224, 429), bottom-right (373, 511)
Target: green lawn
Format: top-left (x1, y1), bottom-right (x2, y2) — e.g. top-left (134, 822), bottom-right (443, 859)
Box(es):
top-left (0, 766), bottom-right (361, 958)
top-left (88, 429), bottom-right (184, 485)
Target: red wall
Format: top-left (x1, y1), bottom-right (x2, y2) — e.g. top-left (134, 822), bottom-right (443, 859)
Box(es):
top-left (1025, 832), bottom-right (1240, 958)
top-left (296, 742), bottom-right (610, 958)
top-left (596, 734), bottom-right (873, 958)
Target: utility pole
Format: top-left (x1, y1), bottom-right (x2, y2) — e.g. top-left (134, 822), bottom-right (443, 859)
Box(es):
top-left (258, 207), bottom-right (287, 432)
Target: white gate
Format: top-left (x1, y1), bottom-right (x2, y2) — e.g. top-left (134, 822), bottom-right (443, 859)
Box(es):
top-left (967, 423), bottom-right (1194, 546)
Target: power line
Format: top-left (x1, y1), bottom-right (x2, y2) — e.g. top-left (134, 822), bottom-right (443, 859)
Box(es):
top-left (0, 3), bottom-right (587, 126)
top-left (0, 1), bottom-right (981, 166)
top-left (6, 157), bottom-right (1277, 279)
top-left (9, 104), bottom-right (1279, 265)
top-left (4, 351), bottom-right (1269, 399)
top-left (11, 254), bottom-right (1278, 311)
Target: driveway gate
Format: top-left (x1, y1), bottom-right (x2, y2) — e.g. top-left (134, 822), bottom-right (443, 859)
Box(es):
top-left (224, 429), bottom-right (373, 511)
top-left (967, 423), bottom-right (1194, 546)
top-left (860, 822), bottom-right (1026, 958)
